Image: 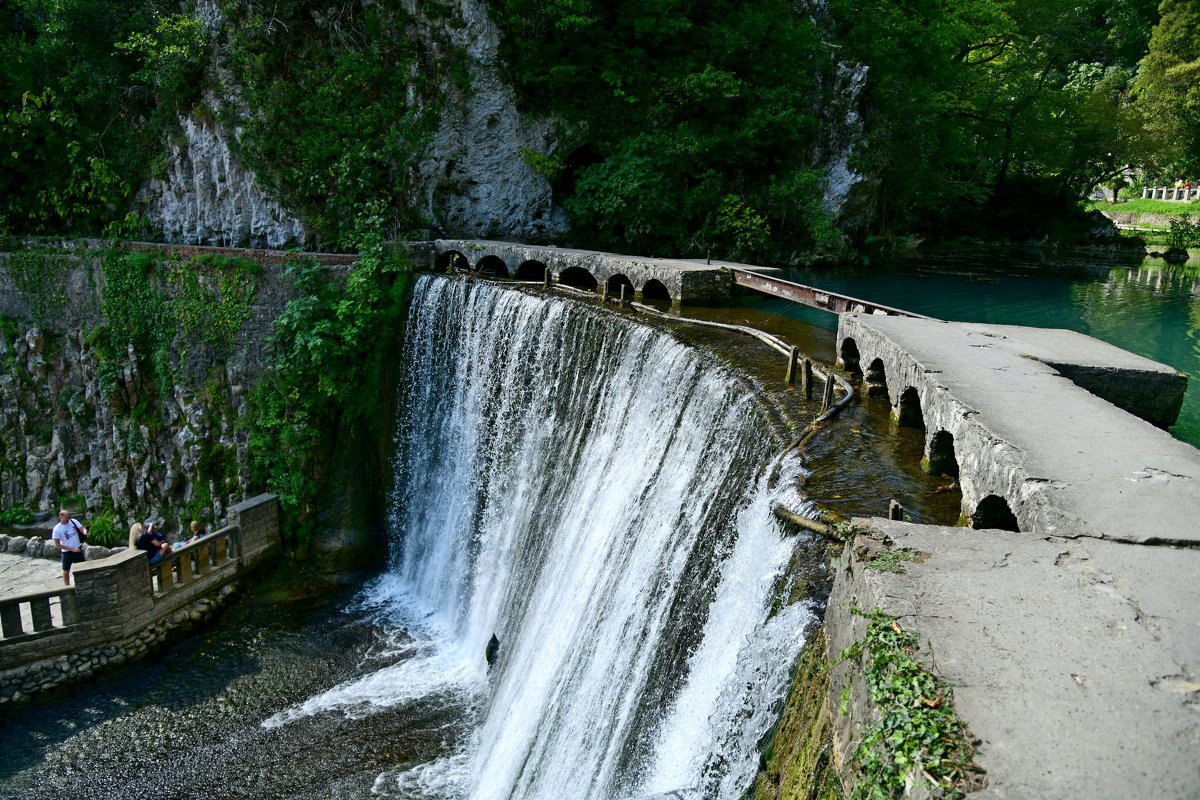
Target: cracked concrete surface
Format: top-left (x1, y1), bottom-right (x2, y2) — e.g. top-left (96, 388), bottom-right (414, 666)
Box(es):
top-left (827, 316), bottom-right (1200, 797)
top-left (837, 315), bottom-right (1198, 544)
top-left (828, 519), bottom-right (1200, 799)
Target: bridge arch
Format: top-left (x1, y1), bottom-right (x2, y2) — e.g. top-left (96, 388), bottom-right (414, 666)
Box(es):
top-left (924, 430), bottom-right (959, 478)
top-left (606, 274), bottom-right (635, 299)
top-left (559, 266), bottom-right (599, 290)
top-left (515, 260), bottom-right (547, 281)
top-left (971, 494), bottom-right (1020, 531)
top-left (865, 358), bottom-right (888, 398)
top-left (476, 255), bottom-right (508, 277)
top-left (437, 250), bottom-right (469, 272)
top-left (839, 338), bottom-right (861, 376)
top-left (641, 279), bottom-right (671, 301)
top-left (897, 386), bottom-right (925, 429)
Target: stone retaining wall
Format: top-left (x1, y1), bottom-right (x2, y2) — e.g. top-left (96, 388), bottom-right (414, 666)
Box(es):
top-left (0, 495), bottom-right (280, 705)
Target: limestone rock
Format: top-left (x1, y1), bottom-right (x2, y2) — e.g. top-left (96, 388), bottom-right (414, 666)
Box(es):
top-left (6, 536), bottom-right (27, 554)
top-left (135, 108), bottom-right (306, 249)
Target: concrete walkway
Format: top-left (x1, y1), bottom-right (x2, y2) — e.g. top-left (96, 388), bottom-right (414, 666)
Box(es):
top-left (837, 316), bottom-right (1198, 543)
top-left (0, 553), bottom-right (65, 598)
top-left (829, 518), bottom-right (1200, 799)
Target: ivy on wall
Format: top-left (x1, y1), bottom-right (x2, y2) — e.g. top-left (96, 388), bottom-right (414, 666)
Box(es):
top-left (245, 235), bottom-right (411, 536)
top-left (3, 248), bottom-right (72, 323)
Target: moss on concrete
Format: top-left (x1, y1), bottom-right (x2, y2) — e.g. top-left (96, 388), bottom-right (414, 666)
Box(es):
top-left (751, 628), bottom-right (845, 800)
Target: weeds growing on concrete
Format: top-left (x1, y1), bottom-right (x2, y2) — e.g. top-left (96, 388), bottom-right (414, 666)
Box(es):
top-left (841, 608), bottom-right (981, 799)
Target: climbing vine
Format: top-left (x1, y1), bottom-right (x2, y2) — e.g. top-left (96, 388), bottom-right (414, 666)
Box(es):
top-left (245, 234), bottom-right (411, 535)
top-left (3, 248), bottom-right (72, 323)
top-left (167, 254), bottom-right (260, 350)
top-left (89, 248), bottom-right (261, 406)
top-left (840, 607), bottom-right (981, 799)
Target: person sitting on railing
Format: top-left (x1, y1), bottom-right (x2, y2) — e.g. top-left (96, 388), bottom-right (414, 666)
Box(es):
top-left (186, 520), bottom-right (208, 543)
top-left (130, 522), bottom-right (172, 565)
top-left (51, 509), bottom-right (88, 586)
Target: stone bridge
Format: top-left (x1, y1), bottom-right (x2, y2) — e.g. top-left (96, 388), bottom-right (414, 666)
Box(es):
top-left (836, 314), bottom-right (1196, 541)
top-left (419, 240), bottom-right (759, 304)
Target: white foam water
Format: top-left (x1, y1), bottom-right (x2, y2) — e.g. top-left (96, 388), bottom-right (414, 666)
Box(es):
top-left (267, 277), bottom-right (816, 799)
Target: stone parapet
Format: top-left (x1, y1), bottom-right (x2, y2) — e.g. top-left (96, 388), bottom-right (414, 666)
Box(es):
top-left (0, 495), bottom-right (279, 703)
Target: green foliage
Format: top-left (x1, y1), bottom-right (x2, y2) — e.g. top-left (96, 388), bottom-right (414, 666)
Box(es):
top-left (96, 250), bottom-right (174, 399)
top-left (1166, 214), bottom-right (1200, 249)
top-left (84, 508), bottom-right (124, 547)
top-left (1136, 0), bottom-right (1200, 174)
top-left (3, 247), bottom-right (72, 322)
top-left (493, 0), bottom-right (831, 259)
top-left (0, 507), bottom-right (34, 525)
top-left (862, 548), bottom-right (918, 574)
top-left (114, 12), bottom-right (210, 105)
top-left (829, 0), bottom-right (1162, 235)
top-left (840, 608), bottom-right (979, 799)
top-left (0, 1), bottom-right (207, 236)
top-left (168, 254), bottom-right (259, 351)
top-left (218, 1), bottom-right (442, 249)
top-left (246, 236), bottom-right (410, 534)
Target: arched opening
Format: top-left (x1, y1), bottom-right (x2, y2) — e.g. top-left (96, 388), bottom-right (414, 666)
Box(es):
top-left (641, 279), bottom-right (671, 301)
top-left (865, 358), bottom-right (888, 398)
top-left (436, 250), bottom-right (469, 272)
top-left (971, 495), bottom-right (1020, 531)
top-left (476, 255), bottom-right (508, 277)
top-left (515, 260), bottom-right (548, 281)
top-left (897, 386), bottom-right (925, 429)
top-left (558, 266), bottom-right (598, 290)
top-left (605, 274), bottom-right (635, 300)
top-left (924, 430), bottom-right (959, 478)
top-left (839, 337), bottom-right (861, 376)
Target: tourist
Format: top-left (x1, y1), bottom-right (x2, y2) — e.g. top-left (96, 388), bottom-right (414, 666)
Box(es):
top-left (51, 509), bottom-right (87, 586)
top-left (132, 522), bottom-right (172, 565)
top-left (187, 520), bottom-right (208, 543)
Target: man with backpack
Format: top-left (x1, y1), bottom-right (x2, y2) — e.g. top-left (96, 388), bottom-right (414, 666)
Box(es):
top-left (51, 509), bottom-right (88, 586)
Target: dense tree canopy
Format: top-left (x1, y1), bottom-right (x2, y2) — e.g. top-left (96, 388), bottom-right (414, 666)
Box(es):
top-left (1136, 0), bottom-right (1200, 174)
top-left (1, 0), bottom-right (1193, 250)
top-left (828, 0), bottom-right (1162, 236)
top-left (492, 0), bottom-right (836, 259)
top-left (0, 0), bottom-right (206, 235)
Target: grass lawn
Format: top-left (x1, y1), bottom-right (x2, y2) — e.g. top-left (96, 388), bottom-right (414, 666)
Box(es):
top-left (1088, 198), bottom-right (1200, 216)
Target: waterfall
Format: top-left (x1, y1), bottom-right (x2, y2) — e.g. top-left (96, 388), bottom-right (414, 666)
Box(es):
top-left (267, 276), bottom-right (817, 799)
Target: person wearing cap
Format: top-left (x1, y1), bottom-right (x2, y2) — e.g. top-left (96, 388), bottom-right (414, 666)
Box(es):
top-left (51, 509), bottom-right (88, 586)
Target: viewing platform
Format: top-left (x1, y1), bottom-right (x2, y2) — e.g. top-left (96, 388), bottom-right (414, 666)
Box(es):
top-left (0, 494), bottom-right (280, 705)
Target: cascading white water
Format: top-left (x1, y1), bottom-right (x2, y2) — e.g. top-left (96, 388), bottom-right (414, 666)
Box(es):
top-left (267, 276), bottom-right (817, 799)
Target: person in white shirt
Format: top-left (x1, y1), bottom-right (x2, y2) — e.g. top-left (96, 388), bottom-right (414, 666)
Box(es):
top-left (51, 509), bottom-right (88, 586)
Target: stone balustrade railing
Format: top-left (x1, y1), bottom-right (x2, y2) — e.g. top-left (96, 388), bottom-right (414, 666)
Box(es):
top-left (0, 494), bottom-right (280, 704)
top-left (1141, 186), bottom-right (1198, 201)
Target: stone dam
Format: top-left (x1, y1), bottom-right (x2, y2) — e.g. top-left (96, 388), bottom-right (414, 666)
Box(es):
top-left (1, 240), bottom-right (1197, 797)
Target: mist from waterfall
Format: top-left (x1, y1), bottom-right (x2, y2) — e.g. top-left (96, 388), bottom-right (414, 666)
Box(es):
top-left (267, 276), bottom-right (817, 799)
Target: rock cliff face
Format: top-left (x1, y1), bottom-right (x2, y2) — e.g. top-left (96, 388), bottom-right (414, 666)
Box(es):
top-left (0, 251), bottom-right (293, 531)
top-left (135, 1), bottom-right (867, 248)
top-left (135, 109), bottom-right (308, 249)
top-left (136, 0), bottom-right (565, 247)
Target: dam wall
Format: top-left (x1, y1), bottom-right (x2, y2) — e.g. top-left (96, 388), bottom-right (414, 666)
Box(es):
top-left (824, 314), bottom-right (1200, 799)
